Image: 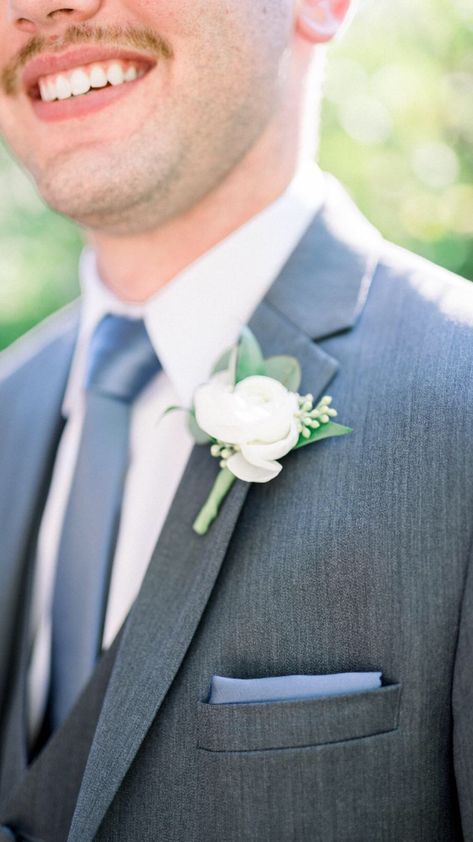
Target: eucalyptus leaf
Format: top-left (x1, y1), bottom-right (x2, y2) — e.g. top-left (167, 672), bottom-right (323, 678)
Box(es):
top-left (264, 355), bottom-right (302, 391)
top-left (188, 411), bottom-right (212, 445)
top-left (235, 326), bottom-right (266, 383)
top-left (211, 347), bottom-right (233, 375)
top-left (294, 422), bottom-right (352, 450)
top-left (156, 405), bottom-right (186, 426)
top-left (228, 345), bottom-right (238, 386)
top-left (211, 344), bottom-right (238, 386)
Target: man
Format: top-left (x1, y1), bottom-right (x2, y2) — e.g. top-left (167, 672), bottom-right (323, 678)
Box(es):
top-left (0, 0), bottom-right (471, 838)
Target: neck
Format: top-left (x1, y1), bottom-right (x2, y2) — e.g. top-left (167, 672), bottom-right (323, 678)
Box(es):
top-left (86, 118), bottom-right (308, 303)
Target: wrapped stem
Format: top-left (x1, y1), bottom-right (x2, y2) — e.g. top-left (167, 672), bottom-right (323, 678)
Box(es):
top-left (193, 467), bottom-right (236, 535)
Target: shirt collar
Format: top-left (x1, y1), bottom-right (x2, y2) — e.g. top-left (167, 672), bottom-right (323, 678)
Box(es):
top-left (63, 160), bottom-right (326, 415)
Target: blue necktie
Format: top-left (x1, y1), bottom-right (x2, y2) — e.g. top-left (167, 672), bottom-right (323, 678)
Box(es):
top-left (49, 315), bottom-right (161, 730)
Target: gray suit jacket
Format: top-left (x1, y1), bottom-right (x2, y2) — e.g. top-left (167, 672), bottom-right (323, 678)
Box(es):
top-left (0, 175), bottom-right (472, 841)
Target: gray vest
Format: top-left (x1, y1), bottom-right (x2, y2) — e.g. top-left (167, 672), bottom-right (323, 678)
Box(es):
top-left (0, 419), bottom-right (122, 842)
top-left (0, 636), bottom-right (121, 842)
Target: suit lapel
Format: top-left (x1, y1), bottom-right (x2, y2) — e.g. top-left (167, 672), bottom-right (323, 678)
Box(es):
top-left (69, 177), bottom-right (382, 842)
top-left (68, 310), bottom-right (338, 842)
top-left (0, 308), bottom-right (79, 722)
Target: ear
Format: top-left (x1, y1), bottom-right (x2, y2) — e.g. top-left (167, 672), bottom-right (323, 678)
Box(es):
top-left (296, 0), bottom-right (353, 45)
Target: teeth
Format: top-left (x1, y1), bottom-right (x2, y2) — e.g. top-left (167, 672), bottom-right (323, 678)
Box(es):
top-left (124, 65), bottom-right (137, 82)
top-left (38, 79), bottom-right (50, 101)
top-left (90, 64), bottom-right (108, 88)
top-left (56, 74), bottom-right (72, 100)
top-left (44, 79), bottom-right (56, 101)
top-left (37, 61), bottom-right (143, 102)
top-left (106, 62), bottom-right (124, 86)
top-left (70, 68), bottom-right (90, 96)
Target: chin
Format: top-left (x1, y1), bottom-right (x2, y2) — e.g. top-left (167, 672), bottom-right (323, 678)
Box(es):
top-left (37, 176), bottom-right (176, 235)
top-left (35, 157), bottom-right (216, 235)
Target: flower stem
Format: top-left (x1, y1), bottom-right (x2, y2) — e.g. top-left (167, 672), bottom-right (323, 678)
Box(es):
top-left (193, 467), bottom-right (237, 535)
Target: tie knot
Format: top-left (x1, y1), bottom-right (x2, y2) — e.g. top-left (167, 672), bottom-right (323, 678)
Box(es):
top-left (85, 315), bottom-right (161, 402)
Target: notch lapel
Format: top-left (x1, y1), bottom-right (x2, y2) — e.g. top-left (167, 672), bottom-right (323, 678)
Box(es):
top-left (69, 176), bottom-right (382, 842)
top-left (68, 309), bottom-right (339, 842)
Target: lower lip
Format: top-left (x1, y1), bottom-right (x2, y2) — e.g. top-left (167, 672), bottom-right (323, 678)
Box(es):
top-left (29, 72), bottom-right (150, 122)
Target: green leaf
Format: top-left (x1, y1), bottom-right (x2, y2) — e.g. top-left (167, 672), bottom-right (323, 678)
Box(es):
top-left (264, 355), bottom-right (302, 391)
top-left (156, 405), bottom-right (186, 426)
top-left (294, 421), bottom-right (352, 450)
top-left (211, 347), bottom-right (233, 375)
top-left (235, 326), bottom-right (266, 383)
top-left (157, 406), bottom-right (212, 445)
top-left (187, 411), bottom-right (212, 445)
top-left (211, 344), bottom-right (238, 386)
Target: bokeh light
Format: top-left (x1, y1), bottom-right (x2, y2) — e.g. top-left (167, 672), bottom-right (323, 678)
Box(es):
top-left (319, 0), bottom-right (473, 279)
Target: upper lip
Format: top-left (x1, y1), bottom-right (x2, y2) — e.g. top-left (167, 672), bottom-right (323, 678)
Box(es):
top-left (22, 45), bottom-right (157, 95)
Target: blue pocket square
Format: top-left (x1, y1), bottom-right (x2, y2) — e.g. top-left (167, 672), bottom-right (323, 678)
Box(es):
top-left (208, 672), bottom-right (382, 704)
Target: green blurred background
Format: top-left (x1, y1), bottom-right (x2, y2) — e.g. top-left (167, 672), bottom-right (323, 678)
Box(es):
top-left (0, 0), bottom-right (472, 351)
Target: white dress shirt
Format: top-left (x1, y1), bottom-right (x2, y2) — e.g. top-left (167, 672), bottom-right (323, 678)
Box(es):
top-left (27, 161), bottom-right (327, 742)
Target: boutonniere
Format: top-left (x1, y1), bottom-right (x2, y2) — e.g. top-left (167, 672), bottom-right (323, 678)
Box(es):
top-left (165, 327), bottom-right (351, 535)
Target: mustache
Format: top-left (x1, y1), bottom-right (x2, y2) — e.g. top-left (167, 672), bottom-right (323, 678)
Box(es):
top-left (1, 23), bottom-right (173, 95)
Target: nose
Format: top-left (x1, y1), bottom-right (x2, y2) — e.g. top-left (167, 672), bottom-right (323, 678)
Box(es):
top-left (8, 0), bottom-right (101, 34)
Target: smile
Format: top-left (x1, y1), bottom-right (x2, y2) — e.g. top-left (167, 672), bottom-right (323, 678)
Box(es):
top-left (33, 59), bottom-right (148, 102)
top-left (22, 45), bottom-right (157, 121)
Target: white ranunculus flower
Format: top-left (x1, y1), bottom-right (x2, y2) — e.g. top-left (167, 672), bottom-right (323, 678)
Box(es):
top-left (194, 373), bottom-right (300, 482)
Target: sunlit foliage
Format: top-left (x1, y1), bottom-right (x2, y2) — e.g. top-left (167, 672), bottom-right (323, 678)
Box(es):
top-left (0, 0), bottom-right (472, 349)
top-left (320, 0), bottom-right (473, 278)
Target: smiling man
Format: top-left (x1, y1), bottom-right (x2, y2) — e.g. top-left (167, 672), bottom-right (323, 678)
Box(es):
top-left (0, 1), bottom-right (472, 841)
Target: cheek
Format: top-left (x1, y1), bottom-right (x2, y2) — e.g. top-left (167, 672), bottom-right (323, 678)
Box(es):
top-left (119, 0), bottom-right (284, 89)
top-left (0, 101), bottom-right (25, 156)
top-left (118, 0), bottom-right (220, 40)
top-left (0, 97), bottom-right (50, 180)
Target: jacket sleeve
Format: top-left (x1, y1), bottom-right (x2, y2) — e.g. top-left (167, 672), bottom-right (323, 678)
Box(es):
top-left (453, 539), bottom-right (473, 838)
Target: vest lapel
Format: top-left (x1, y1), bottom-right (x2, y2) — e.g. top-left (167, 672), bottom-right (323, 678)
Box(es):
top-left (69, 176), bottom-right (382, 842)
top-left (0, 308), bottom-right (79, 787)
top-left (0, 626), bottom-right (125, 842)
